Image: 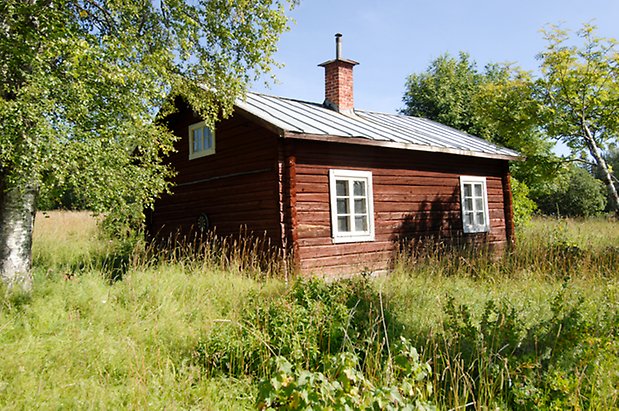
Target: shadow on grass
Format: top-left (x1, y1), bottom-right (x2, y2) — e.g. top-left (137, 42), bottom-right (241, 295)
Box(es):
top-left (0, 287), bottom-right (33, 312)
top-left (32, 239), bottom-right (135, 283)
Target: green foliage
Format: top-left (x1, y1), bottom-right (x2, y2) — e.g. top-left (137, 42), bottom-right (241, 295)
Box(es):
top-left (0, 0), bottom-right (294, 230)
top-left (536, 24), bottom-right (619, 211)
top-left (535, 165), bottom-right (607, 217)
top-left (537, 24), bottom-right (619, 155)
top-left (511, 178), bottom-right (537, 226)
top-left (401, 52), bottom-right (557, 191)
top-left (194, 277), bottom-right (401, 379)
top-left (2, 212), bottom-right (618, 409)
top-left (257, 339), bottom-right (434, 411)
top-left (437, 287), bottom-right (618, 410)
top-left (402, 53), bottom-right (483, 136)
top-left (37, 182), bottom-right (89, 210)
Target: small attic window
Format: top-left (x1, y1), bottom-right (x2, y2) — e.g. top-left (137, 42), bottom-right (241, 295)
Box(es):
top-left (188, 121), bottom-right (215, 159)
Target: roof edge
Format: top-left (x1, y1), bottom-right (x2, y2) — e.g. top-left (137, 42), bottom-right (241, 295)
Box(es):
top-left (234, 102), bottom-right (285, 136)
top-left (234, 92), bottom-right (523, 161)
top-left (282, 131), bottom-right (523, 161)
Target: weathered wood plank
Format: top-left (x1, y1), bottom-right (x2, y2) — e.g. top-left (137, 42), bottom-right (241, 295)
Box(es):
top-left (291, 139), bottom-right (511, 275)
top-left (151, 103), bottom-right (281, 240)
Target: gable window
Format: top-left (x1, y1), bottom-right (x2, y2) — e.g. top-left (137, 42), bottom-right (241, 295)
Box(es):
top-left (188, 121), bottom-right (215, 159)
top-left (460, 176), bottom-right (490, 233)
top-left (329, 169), bottom-right (375, 243)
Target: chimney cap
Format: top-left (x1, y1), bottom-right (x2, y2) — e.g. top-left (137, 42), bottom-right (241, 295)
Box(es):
top-left (318, 33), bottom-right (359, 67)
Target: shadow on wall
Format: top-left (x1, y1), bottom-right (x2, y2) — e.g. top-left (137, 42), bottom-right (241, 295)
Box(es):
top-left (390, 188), bottom-right (489, 259)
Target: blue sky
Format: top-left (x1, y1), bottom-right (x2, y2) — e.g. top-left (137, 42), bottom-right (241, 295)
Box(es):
top-left (254, 0), bottom-right (619, 115)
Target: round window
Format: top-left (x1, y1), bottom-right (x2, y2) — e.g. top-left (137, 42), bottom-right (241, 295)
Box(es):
top-left (197, 213), bottom-right (210, 232)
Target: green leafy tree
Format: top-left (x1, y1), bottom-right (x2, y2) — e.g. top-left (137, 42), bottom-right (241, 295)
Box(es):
top-left (401, 53), bottom-right (558, 194)
top-left (475, 65), bottom-right (559, 193)
top-left (535, 165), bottom-right (607, 217)
top-left (0, 0), bottom-right (294, 291)
top-left (536, 24), bottom-right (619, 214)
top-left (37, 182), bottom-right (88, 211)
top-left (402, 53), bottom-right (485, 136)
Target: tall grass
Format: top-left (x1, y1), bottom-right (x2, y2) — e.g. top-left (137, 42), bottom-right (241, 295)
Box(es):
top-left (33, 211), bottom-right (108, 272)
top-left (0, 264), bottom-right (265, 408)
top-left (1, 213), bottom-right (617, 409)
top-left (150, 227), bottom-right (289, 280)
top-left (4, 212), bottom-right (287, 409)
top-left (386, 216), bottom-right (619, 409)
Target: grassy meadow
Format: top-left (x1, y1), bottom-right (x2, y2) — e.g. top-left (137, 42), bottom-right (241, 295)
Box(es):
top-left (0, 212), bottom-right (617, 409)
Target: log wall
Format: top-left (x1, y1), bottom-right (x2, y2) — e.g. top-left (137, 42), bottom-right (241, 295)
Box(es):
top-left (151, 105), bottom-right (514, 278)
top-left (290, 139), bottom-right (511, 276)
top-left (150, 104), bottom-right (281, 242)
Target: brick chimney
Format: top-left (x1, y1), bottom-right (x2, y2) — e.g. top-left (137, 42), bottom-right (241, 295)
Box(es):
top-left (318, 33), bottom-right (359, 114)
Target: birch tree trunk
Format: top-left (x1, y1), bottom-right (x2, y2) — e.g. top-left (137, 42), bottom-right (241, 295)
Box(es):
top-left (583, 123), bottom-right (619, 215)
top-left (0, 175), bottom-right (37, 292)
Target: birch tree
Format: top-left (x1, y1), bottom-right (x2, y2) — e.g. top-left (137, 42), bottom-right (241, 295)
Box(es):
top-left (536, 24), bottom-right (619, 214)
top-left (0, 0), bottom-right (294, 291)
top-left (401, 53), bottom-right (556, 192)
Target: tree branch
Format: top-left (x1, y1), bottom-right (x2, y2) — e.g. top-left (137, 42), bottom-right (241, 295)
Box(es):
top-left (560, 157), bottom-right (598, 168)
top-left (81, 0), bottom-right (117, 34)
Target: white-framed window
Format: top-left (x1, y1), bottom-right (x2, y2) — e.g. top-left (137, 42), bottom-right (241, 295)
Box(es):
top-left (188, 121), bottom-right (215, 159)
top-left (329, 169), bottom-right (375, 243)
top-left (460, 176), bottom-right (490, 233)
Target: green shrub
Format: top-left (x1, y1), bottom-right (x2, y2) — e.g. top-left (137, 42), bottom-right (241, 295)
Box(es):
top-left (434, 286), bottom-right (618, 409)
top-left (511, 177), bottom-right (537, 226)
top-left (256, 338), bottom-right (434, 410)
top-left (194, 277), bottom-right (402, 379)
top-left (535, 166), bottom-right (607, 217)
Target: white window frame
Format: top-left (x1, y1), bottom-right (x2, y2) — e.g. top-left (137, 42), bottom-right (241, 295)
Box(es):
top-left (188, 121), bottom-right (215, 160)
top-left (459, 176), bottom-right (490, 233)
top-left (329, 169), bottom-right (375, 244)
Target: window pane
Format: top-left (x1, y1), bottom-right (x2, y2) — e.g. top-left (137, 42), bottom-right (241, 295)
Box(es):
top-left (336, 180), bottom-right (348, 196)
top-left (463, 184), bottom-right (472, 197)
top-left (338, 216), bottom-right (350, 232)
top-left (475, 198), bottom-right (484, 211)
top-left (204, 128), bottom-right (212, 150)
top-left (476, 212), bottom-right (485, 226)
top-left (465, 198), bottom-right (473, 211)
top-left (193, 129), bottom-right (202, 152)
top-left (465, 212), bottom-right (474, 225)
top-left (353, 180), bottom-right (365, 196)
top-left (354, 198), bottom-right (366, 214)
top-left (474, 183), bottom-right (482, 197)
top-left (355, 216), bottom-right (368, 231)
top-left (337, 198), bottom-right (348, 214)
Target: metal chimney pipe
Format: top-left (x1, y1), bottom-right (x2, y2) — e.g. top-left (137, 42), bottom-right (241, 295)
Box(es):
top-left (335, 33), bottom-right (342, 59)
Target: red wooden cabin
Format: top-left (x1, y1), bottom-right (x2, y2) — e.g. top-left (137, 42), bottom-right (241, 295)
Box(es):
top-left (150, 35), bottom-right (520, 276)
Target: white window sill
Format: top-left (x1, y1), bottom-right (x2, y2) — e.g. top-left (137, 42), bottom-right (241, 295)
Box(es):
top-left (189, 149), bottom-right (215, 160)
top-left (463, 226), bottom-right (490, 234)
top-left (332, 234), bottom-right (375, 244)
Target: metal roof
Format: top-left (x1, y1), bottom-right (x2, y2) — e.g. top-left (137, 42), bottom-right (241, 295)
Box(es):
top-left (235, 92), bottom-right (521, 161)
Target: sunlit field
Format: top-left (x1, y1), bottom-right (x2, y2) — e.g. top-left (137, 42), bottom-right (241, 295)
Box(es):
top-left (1, 212), bottom-right (617, 409)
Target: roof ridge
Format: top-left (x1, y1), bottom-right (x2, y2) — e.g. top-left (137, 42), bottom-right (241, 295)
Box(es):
top-left (245, 91), bottom-right (323, 107)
